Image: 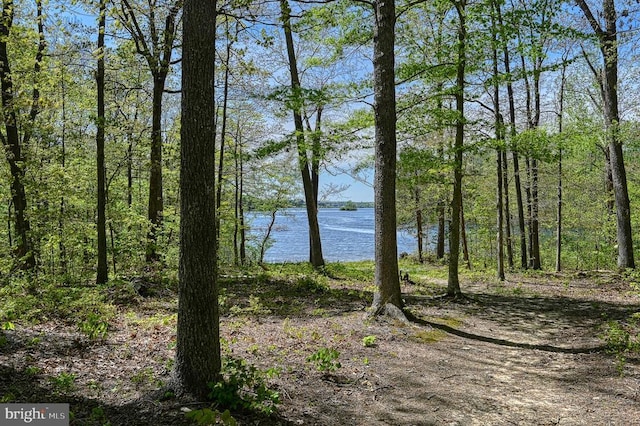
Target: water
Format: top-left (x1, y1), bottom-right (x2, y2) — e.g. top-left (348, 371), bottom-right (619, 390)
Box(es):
top-left (248, 208), bottom-right (418, 262)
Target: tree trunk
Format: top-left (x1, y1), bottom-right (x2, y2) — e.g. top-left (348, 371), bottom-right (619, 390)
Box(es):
top-left (447, 0), bottom-right (466, 297)
top-left (490, 5), bottom-right (504, 280)
top-left (280, 0), bottom-right (324, 268)
top-left (502, 149), bottom-right (514, 269)
top-left (436, 84), bottom-right (446, 260)
top-left (530, 158), bottom-right (541, 269)
top-left (117, 0), bottom-right (181, 265)
top-left (0, 0), bottom-right (45, 271)
top-left (175, 0), bottom-right (221, 398)
top-left (146, 74), bottom-right (166, 262)
top-left (370, 0), bottom-right (403, 314)
top-left (556, 70), bottom-right (564, 272)
top-left (216, 17), bottom-right (233, 244)
top-left (575, 0), bottom-right (635, 269)
top-left (496, 0), bottom-right (526, 269)
top-left (415, 187), bottom-right (423, 263)
top-left (96, 0), bottom-right (108, 284)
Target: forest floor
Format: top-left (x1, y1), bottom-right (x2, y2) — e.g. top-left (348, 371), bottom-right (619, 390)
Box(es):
top-left (1, 263), bottom-right (640, 425)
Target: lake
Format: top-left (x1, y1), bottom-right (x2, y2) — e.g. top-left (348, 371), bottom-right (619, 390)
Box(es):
top-left (248, 208), bottom-right (419, 262)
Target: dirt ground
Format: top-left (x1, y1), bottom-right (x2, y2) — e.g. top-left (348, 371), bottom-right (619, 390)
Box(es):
top-left (1, 269), bottom-right (640, 425)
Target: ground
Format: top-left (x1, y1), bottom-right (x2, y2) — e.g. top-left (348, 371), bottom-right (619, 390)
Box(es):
top-left (1, 265), bottom-right (639, 425)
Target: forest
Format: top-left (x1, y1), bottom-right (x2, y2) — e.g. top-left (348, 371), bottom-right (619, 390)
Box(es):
top-left (1, 0), bottom-right (640, 424)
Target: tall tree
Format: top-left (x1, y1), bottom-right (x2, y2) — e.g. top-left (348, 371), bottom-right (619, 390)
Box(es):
top-left (496, 0), bottom-right (527, 269)
top-left (280, 0), bottom-right (325, 269)
top-left (0, 0), bottom-right (46, 271)
top-left (447, 0), bottom-right (466, 297)
top-left (490, 2), bottom-right (505, 281)
top-left (174, 0), bottom-right (220, 397)
top-left (575, 0), bottom-right (634, 269)
top-left (370, 0), bottom-right (403, 315)
top-left (96, 0), bottom-right (108, 284)
top-left (117, 0), bottom-right (182, 263)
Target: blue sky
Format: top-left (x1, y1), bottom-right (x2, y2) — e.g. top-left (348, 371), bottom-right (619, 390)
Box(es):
top-left (322, 172), bottom-right (373, 202)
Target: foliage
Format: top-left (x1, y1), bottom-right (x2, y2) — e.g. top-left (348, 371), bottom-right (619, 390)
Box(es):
top-left (362, 335), bottom-right (376, 347)
top-left (207, 357), bottom-right (280, 415)
top-left (49, 372), bottom-right (76, 394)
top-left (602, 318), bottom-right (640, 375)
top-left (185, 408), bottom-right (237, 426)
top-left (78, 312), bottom-right (109, 340)
top-left (306, 347), bottom-right (341, 372)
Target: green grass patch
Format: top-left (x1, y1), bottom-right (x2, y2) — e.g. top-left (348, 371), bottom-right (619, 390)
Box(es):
top-left (410, 329), bottom-right (447, 344)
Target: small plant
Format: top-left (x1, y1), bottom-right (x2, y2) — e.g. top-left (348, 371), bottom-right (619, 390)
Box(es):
top-left (50, 372), bottom-right (76, 393)
top-left (79, 312), bottom-right (109, 340)
top-left (131, 367), bottom-right (162, 388)
top-left (602, 319), bottom-right (640, 375)
top-left (294, 275), bottom-right (328, 293)
top-left (90, 406), bottom-right (110, 425)
top-left (185, 408), bottom-right (237, 426)
top-left (207, 357), bottom-right (280, 415)
top-left (362, 335), bottom-right (376, 347)
top-left (306, 347), bottom-right (341, 372)
top-left (25, 366), bottom-right (41, 376)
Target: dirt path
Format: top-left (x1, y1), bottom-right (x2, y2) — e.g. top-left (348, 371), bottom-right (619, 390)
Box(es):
top-left (1, 272), bottom-right (639, 425)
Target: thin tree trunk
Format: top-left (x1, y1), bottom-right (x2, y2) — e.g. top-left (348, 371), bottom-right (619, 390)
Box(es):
top-left (490, 4), bottom-right (504, 280)
top-left (216, 17), bottom-right (233, 243)
top-left (447, 0), bottom-right (466, 297)
top-left (556, 60), bottom-right (565, 272)
top-left (280, 0), bottom-right (324, 268)
top-left (460, 200), bottom-right (471, 270)
top-left (146, 74), bottom-right (166, 262)
top-left (415, 186), bottom-right (423, 263)
top-left (117, 0), bottom-right (181, 264)
top-left (233, 129), bottom-right (239, 266)
top-left (96, 0), bottom-right (108, 284)
top-left (436, 83), bottom-right (446, 260)
top-left (497, 0), bottom-right (526, 269)
top-left (59, 67), bottom-right (68, 274)
top-left (502, 149), bottom-right (513, 269)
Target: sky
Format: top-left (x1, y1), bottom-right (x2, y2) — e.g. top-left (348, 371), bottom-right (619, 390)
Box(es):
top-left (321, 171), bottom-right (373, 202)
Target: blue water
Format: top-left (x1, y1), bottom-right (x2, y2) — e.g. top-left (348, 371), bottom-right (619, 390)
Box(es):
top-left (248, 208), bottom-right (418, 262)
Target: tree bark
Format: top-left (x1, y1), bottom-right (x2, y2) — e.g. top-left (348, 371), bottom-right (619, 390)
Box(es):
top-left (118, 0), bottom-right (181, 263)
top-left (447, 0), bottom-right (466, 297)
top-left (174, 0), bottom-right (221, 398)
top-left (280, 0), bottom-right (324, 269)
top-left (576, 0), bottom-right (634, 269)
top-left (490, 4), bottom-right (504, 280)
top-left (96, 0), bottom-right (108, 284)
top-left (496, 1), bottom-right (526, 269)
top-left (370, 0), bottom-right (402, 314)
top-left (216, 17), bottom-right (234, 245)
top-left (415, 187), bottom-right (423, 263)
top-left (0, 0), bottom-right (46, 271)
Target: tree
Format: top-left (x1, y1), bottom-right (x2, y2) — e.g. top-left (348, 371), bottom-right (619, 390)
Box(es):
top-left (279, 0), bottom-right (325, 269)
top-left (495, 0), bottom-right (527, 269)
top-left (575, 0), bottom-right (634, 269)
top-left (490, 1), bottom-right (505, 281)
top-left (447, 0), bottom-right (466, 297)
top-left (116, 0), bottom-right (182, 263)
top-left (174, 0), bottom-right (220, 397)
top-left (370, 0), bottom-right (403, 316)
top-left (96, 0), bottom-right (108, 284)
top-left (0, 0), bottom-right (46, 271)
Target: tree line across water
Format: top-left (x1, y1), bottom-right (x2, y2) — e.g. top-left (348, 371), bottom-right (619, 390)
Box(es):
top-left (1, 0), bottom-right (640, 400)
